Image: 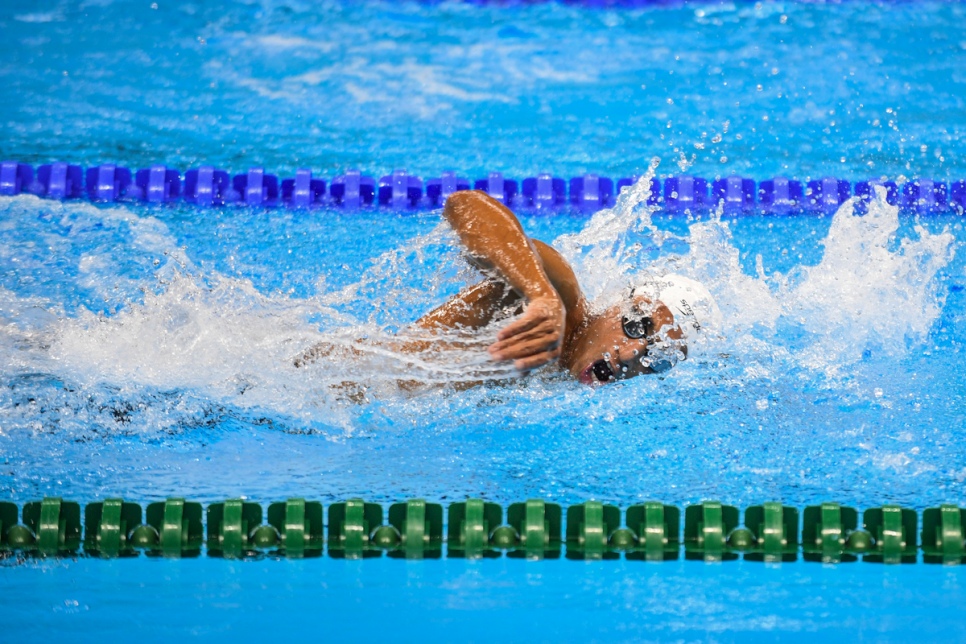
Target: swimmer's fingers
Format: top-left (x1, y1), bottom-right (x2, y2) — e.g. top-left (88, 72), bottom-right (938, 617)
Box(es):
top-left (511, 344), bottom-right (563, 372)
top-left (489, 324), bottom-right (560, 360)
top-left (495, 313), bottom-right (560, 346)
top-left (496, 313), bottom-right (546, 341)
top-left (488, 295), bottom-right (564, 370)
top-left (495, 295), bottom-right (564, 343)
top-left (489, 327), bottom-right (562, 368)
top-left (492, 339), bottom-right (561, 371)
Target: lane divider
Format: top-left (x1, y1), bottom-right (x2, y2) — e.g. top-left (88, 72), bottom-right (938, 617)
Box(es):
top-left (2, 161), bottom-right (964, 214)
top-left (1, 497), bottom-right (964, 563)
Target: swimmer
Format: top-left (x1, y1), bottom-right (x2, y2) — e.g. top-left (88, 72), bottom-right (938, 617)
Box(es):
top-left (298, 189), bottom-right (716, 385)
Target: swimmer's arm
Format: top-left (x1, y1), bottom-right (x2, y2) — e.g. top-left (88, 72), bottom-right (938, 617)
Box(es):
top-left (443, 190), bottom-right (565, 370)
top-left (529, 238), bottom-right (588, 334)
top-left (412, 240), bottom-right (586, 334)
top-left (296, 279), bottom-right (515, 368)
top-left (415, 278), bottom-right (521, 332)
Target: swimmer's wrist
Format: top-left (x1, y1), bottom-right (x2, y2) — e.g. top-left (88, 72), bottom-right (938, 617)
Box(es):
top-left (524, 282), bottom-right (560, 304)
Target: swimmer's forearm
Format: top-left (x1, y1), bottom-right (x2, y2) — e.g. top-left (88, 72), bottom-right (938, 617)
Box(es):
top-left (443, 191), bottom-right (567, 372)
top-left (443, 191), bottom-right (557, 302)
top-left (416, 278), bottom-right (520, 331)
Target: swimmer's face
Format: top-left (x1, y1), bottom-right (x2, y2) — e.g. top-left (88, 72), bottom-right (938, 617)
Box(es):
top-left (564, 296), bottom-right (686, 385)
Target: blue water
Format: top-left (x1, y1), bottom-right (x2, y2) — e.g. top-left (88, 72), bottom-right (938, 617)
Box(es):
top-left (3, 0), bottom-right (966, 640)
top-left (3, 557), bottom-right (966, 641)
top-left (2, 0), bottom-right (965, 180)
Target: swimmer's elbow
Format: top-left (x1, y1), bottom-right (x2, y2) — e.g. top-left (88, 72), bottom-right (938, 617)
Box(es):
top-left (442, 189), bottom-right (478, 212)
top-left (442, 189), bottom-right (476, 225)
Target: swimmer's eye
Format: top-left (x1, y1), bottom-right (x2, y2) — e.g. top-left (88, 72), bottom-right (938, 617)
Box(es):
top-left (621, 311), bottom-right (654, 340)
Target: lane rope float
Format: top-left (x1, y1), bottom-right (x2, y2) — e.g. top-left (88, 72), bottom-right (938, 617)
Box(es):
top-left (2, 161), bottom-right (964, 214)
top-left (1, 497), bottom-right (964, 563)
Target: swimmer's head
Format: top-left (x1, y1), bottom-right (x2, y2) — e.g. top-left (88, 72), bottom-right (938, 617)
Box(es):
top-left (649, 273), bottom-right (722, 338)
top-left (562, 274), bottom-right (719, 385)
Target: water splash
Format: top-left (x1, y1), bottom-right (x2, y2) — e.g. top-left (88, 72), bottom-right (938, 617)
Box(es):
top-left (554, 158), bottom-right (665, 307)
top-left (0, 180), bottom-right (956, 439)
top-left (22, 201), bottom-right (517, 430)
top-left (777, 186), bottom-right (954, 367)
top-left (557, 177), bottom-right (954, 374)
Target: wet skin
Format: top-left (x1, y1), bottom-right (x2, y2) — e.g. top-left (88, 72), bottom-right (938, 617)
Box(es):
top-left (561, 297), bottom-right (685, 384)
top-left (417, 190), bottom-right (686, 385)
top-left (296, 189), bottom-right (686, 385)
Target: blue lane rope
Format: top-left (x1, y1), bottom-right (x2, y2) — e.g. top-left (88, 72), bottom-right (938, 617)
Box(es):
top-left (2, 161), bottom-right (964, 214)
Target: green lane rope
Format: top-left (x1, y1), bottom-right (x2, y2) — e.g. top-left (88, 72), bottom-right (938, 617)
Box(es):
top-left (1, 497), bottom-right (964, 564)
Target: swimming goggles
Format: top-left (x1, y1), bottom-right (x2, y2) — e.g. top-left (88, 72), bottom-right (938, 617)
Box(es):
top-left (621, 307), bottom-right (679, 374)
top-left (621, 309), bottom-right (655, 340)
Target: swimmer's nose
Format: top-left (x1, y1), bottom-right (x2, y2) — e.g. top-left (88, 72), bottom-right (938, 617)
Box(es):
top-left (615, 347), bottom-right (642, 375)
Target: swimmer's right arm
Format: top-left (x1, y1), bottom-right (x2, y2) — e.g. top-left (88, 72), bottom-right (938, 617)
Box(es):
top-left (442, 190), bottom-right (565, 371)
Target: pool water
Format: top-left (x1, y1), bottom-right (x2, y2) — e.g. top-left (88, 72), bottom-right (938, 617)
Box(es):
top-left (3, 0), bottom-right (965, 179)
top-left (3, 0), bottom-right (966, 639)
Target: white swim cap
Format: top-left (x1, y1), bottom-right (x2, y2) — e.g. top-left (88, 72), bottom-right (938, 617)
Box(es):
top-left (655, 274), bottom-right (722, 335)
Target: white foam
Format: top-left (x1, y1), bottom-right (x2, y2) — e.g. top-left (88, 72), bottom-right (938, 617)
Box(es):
top-left (554, 158), bottom-right (665, 306)
top-left (777, 186), bottom-right (954, 365)
top-left (23, 205), bottom-right (514, 427)
top-left (556, 177), bottom-right (953, 371)
top-left (0, 177), bottom-right (955, 435)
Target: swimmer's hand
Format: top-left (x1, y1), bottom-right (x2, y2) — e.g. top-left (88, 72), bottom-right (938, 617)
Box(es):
top-left (488, 294), bottom-right (565, 372)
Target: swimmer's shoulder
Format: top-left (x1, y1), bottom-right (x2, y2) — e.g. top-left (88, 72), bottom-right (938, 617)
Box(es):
top-left (530, 238), bottom-right (587, 320)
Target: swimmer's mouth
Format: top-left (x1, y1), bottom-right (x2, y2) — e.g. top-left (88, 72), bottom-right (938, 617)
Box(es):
top-left (580, 359), bottom-right (616, 385)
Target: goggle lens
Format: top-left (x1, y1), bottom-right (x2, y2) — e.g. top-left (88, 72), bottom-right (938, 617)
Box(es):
top-left (621, 314), bottom-right (653, 340)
